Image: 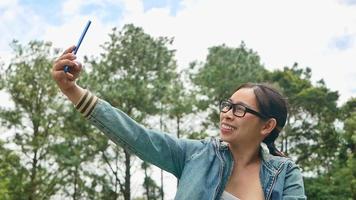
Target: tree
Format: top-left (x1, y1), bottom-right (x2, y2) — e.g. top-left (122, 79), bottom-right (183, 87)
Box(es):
top-left (265, 64), bottom-right (340, 173)
top-left (165, 77), bottom-right (196, 139)
top-left (338, 97), bottom-right (356, 161)
top-left (304, 153), bottom-right (355, 199)
top-left (83, 24), bottom-right (179, 199)
top-left (50, 108), bottom-right (110, 200)
top-left (190, 42), bottom-right (267, 129)
top-left (141, 161), bottom-right (162, 200)
top-left (303, 97), bottom-right (356, 199)
top-left (0, 40), bottom-right (64, 199)
top-left (0, 140), bottom-right (27, 200)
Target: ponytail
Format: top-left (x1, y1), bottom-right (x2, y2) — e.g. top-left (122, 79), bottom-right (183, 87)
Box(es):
top-left (263, 128), bottom-right (286, 157)
top-left (265, 141), bottom-right (286, 157)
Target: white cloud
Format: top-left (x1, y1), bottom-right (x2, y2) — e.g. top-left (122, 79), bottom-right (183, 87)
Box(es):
top-left (120, 0), bottom-right (144, 14)
top-left (338, 0), bottom-right (356, 5)
top-left (61, 0), bottom-right (86, 17)
top-left (0, 2), bottom-right (48, 120)
top-left (0, 0), bottom-right (354, 111)
top-left (43, 16), bottom-right (112, 60)
top-left (0, 0), bottom-right (47, 63)
top-left (61, 0), bottom-right (114, 17)
top-left (0, 0), bottom-right (17, 8)
top-left (118, 0), bottom-right (356, 103)
top-left (2, 0), bottom-right (355, 103)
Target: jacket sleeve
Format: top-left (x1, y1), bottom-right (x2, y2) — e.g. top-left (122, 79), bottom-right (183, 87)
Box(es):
top-left (75, 90), bottom-right (204, 178)
top-left (282, 161), bottom-right (307, 200)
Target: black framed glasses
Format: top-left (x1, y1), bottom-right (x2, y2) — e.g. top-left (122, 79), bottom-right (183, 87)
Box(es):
top-left (219, 100), bottom-right (268, 119)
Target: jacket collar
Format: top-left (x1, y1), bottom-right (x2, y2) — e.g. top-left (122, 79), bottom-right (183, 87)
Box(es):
top-left (215, 137), bottom-right (287, 173)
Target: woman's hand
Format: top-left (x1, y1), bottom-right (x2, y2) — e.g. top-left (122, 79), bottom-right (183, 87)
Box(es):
top-left (51, 45), bottom-right (82, 94)
top-left (51, 45), bottom-right (86, 104)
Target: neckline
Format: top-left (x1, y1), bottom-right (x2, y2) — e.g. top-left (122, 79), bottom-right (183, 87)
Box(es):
top-left (222, 191), bottom-right (240, 200)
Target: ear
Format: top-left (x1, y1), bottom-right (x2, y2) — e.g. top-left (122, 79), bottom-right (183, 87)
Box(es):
top-left (260, 118), bottom-right (277, 137)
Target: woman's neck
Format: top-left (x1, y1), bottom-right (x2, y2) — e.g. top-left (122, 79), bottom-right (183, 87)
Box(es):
top-left (228, 142), bottom-right (261, 167)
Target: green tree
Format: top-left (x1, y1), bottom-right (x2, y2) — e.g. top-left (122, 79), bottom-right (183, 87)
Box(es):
top-left (265, 64), bottom-right (340, 173)
top-left (50, 108), bottom-right (109, 200)
top-left (263, 64), bottom-right (312, 155)
top-left (190, 42), bottom-right (267, 129)
top-left (165, 77), bottom-right (196, 139)
top-left (338, 97), bottom-right (356, 161)
top-left (0, 40), bottom-right (63, 199)
top-left (141, 161), bottom-right (161, 200)
top-left (0, 140), bottom-right (28, 200)
top-left (83, 24), bottom-right (178, 199)
top-left (304, 155), bottom-right (355, 199)
top-left (157, 72), bottom-right (203, 191)
top-left (337, 97), bottom-right (356, 199)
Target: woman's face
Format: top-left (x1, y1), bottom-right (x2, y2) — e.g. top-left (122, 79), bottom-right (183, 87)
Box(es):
top-left (219, 88), bottom-right (265, 145)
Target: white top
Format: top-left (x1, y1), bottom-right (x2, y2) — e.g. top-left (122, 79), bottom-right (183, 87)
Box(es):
top-left (220, 191), bottom-right (241, 200)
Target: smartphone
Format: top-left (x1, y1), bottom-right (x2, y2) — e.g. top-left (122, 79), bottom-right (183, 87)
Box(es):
top-left (64, 20), bottom-right (91, 73)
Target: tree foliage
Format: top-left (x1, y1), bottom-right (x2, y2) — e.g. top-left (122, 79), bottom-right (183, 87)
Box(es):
top-left (0, 140), bottom-right (27, 200)
top-left (265, 64), bottom-right (340, 173)
top-left (83, 24), bottom-right (179, 199)
top-left (190, 42), bottom-right (267, 128)
top-left (0, 40), bottom-right (64, 199)
top-left (0, 25), bottom-right (354, 199)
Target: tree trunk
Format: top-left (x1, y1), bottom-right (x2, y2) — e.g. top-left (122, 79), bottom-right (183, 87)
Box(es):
top-left (285, 115), bottom-right (291, 154)
top-left (176, 116), bottom-right (181, 139)
top-left (123, 149), bottom-right (131, 200)
top-left (144, 163), bottom-right (150, 200)
top-left (29, 148), bottom-right (38, 200)
top-left (72, 166), bottom-right (79, 200)
top-left (29, 124), bottom-right (39, 200)
top-left (159, 103), bottom-right (164, 200)
top-left (160, 169), bottom-right (164, 200)
top-left (176, 116), bottom-right (181, 188)
top-left (114, 150), bottom-right (119, 200)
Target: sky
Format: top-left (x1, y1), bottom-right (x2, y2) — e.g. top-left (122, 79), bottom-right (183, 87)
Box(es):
top-left (1, 0), bottom-right (356, 105)
top-left (1, 0), bottom-right (356, 198)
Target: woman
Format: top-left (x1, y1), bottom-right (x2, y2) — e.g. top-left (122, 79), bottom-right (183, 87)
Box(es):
top-left (51, 46), bottom-right (306, 200)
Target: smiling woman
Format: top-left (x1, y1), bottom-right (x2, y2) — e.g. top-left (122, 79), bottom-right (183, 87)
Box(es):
top-left (51, 46), bottom-right (306, 199)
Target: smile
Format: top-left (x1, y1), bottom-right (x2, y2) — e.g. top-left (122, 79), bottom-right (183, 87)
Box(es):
top-left (221, 123), bottom-right (236, 130)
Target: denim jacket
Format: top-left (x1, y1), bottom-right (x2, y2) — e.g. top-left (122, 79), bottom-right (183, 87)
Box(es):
top-left (85, 98), bottom-right (306, 200)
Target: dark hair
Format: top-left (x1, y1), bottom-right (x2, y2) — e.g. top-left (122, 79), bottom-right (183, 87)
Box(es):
top-left (235, 83), bottom-right (287, 157)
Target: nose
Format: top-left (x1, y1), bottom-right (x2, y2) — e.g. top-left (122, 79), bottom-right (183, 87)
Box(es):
top-left (221, 107), bottom-right (235, 119)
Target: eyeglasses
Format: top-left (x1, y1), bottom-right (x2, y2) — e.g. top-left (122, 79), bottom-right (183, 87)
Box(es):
top-left (219, 100), bottom-right (268, 119)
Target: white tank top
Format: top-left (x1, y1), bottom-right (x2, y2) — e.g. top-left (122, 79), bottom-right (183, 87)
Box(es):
top-left (220, 191), bottom-right (241, 200)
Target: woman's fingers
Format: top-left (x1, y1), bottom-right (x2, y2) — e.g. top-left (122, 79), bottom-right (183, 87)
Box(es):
top-left (52, 68), bottom-right (75, 83)
top-left (73, 61), bottom-right (82, 72)
top-left (66, 72), bottom-right (75, 81)
top-left (52, 46), bottom-right (83, 83)
top-left (53, 59), bottom-right (78, 71)
top-left (62, 45), bottom-right (76, 55)
top-left (51, 46), bottom-right (82, 92)
top-left (51, 69), bottom-right (66, 81)
top-left (59, 53), bottom-right (76, 61)
top-left (55, 53), bottom-right (76, 65)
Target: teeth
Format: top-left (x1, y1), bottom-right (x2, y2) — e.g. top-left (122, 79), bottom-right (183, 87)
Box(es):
top-left (222, 124), bottom-right (234, 130)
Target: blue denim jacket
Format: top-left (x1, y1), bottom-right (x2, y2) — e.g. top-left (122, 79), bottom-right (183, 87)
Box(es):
top-left (86, 99), bottom-right (306, 200)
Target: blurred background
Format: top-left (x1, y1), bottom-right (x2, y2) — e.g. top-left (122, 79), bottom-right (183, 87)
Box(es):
top-left (0, 0), bottom-right (355, 199)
